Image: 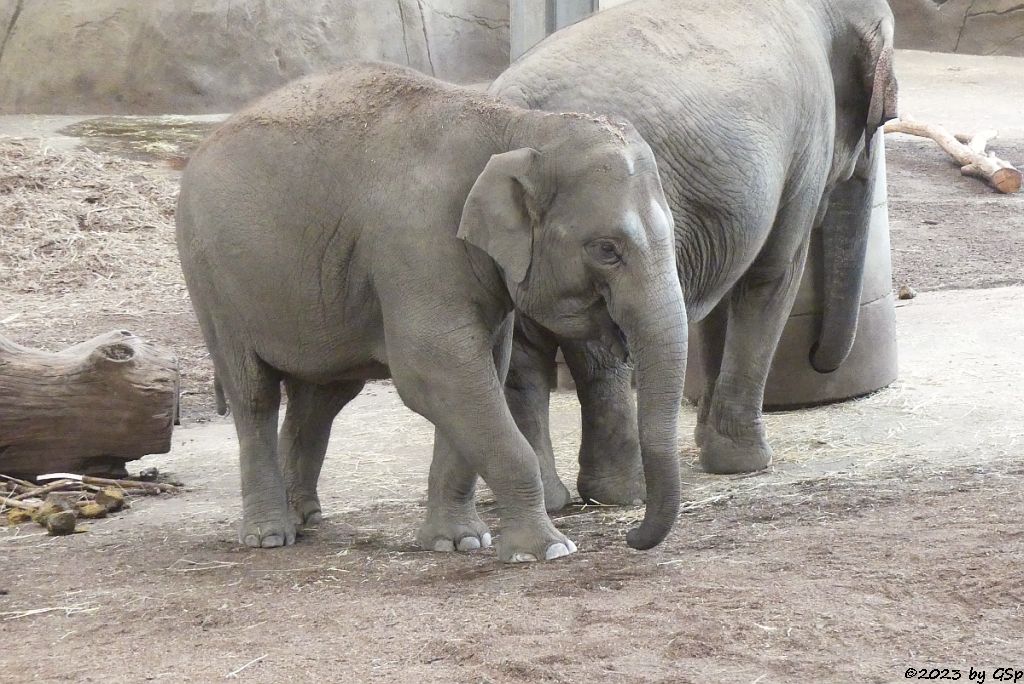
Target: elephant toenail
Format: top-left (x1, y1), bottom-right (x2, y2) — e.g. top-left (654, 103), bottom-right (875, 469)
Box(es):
top-left (481, 533), bottom-right (492, 548)
top-left (433, 539), bottom-right (457, 552)
top-left (565, 539), bottom-right (578, 553)
top-left (457, 536), bottom-right (481, 551)
top-left (510, 552), bottom-right (538, 563)
top-left (544, 543), bottom-right (573, 560)
top-left (305, 511), bottom-right (323, 525)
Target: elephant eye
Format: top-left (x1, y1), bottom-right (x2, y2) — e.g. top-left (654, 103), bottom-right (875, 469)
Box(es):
top-left (587, 239), bottom-right (623, 266)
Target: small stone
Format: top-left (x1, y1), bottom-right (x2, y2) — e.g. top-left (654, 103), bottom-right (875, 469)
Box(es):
top-left (95, 488), bottom-right (126, 512)
top-left (44, 492), bottom-right (78, 509)
top-left (76, 502), bottom-right (108, 519)
top-left (897, 285), bottom-right (917, 300)
top-left (45, 511), bottom-right (77, 536)
top-left (6, 509), bottom-right (32, 525)
top-left (138, 467), bottom-right (160, 481)
top-left (32, 501), bottom-right (68, 526)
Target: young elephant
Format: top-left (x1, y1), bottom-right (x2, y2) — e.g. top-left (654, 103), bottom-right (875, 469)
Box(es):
top-left (176, 62), bottom-right (687, 562)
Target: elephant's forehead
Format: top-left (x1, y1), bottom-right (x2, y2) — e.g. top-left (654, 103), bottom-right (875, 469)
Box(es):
top-left (555, 139), bottom-right (653, 179)
top-left (548, 197), bottom-right (660, 249)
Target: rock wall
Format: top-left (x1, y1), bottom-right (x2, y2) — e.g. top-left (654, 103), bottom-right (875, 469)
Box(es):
top-left (420, 0), bottom-right (509, 84)
top-left (890, 0), bottom-right (1024, 56)
top-left (0, 0), bottom-right (509, 114)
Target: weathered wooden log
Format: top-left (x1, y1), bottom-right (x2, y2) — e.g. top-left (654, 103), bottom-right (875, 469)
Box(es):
top-left (884, 117), bottom-right (1023, 194)
top-left (0, 330), bottom-right (178, 479)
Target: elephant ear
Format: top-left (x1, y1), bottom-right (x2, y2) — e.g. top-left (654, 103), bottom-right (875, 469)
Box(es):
top-left (457, 148), bottom-right (544, 285)
top-left (861, 21), bottom-right (899, 150)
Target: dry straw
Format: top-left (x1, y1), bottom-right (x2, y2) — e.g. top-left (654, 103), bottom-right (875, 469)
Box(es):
top-left (0, 137), bottom-right (181, 306)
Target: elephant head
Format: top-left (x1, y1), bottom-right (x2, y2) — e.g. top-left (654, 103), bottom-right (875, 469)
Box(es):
top-left (458, 117), bottom-right (686, 550)
top-left (812, 0), bottom-right (899, 373)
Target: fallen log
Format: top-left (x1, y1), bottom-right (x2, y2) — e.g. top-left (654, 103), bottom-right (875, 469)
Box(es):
top-left (0, 330), bottom-right (179, 479)
top-left (884, 117), bottom-right (1023, 194)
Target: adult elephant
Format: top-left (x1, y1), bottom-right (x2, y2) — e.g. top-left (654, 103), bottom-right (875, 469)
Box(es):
top-left (485, 0), bottom-right (898, 508)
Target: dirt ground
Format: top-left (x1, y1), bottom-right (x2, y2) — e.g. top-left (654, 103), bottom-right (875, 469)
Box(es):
top-left (2, 50), bottom-right (1024, 682)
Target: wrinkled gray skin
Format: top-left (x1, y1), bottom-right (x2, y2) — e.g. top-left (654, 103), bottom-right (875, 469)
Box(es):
top-left (176, 62), bottom-right (687, 562)
top-left (484, 0), bottom-right (899, 508)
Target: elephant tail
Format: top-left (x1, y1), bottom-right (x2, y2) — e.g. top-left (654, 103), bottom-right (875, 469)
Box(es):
top-left (214, 374), bottom-right (230, 416)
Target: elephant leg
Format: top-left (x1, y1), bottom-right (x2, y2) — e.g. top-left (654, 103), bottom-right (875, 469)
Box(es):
top-left (693, 300), bottom-right (728, 450)
top-left (417, 314), bottom-right (513, 552)
top-left (279, 378), bottom-right (365, 528)
top-left (215, 344), bottom-right (292, 548)
top-left (560, 340), bottom-right (645, 506)
top-left (700, 209), bottom-right (814, 474)
top-left (416, 432), bottom-right (493, 552)
top-left (392, 323), bottom-right (574, 563)
top-left (505, 315), bottom-right (572, 512)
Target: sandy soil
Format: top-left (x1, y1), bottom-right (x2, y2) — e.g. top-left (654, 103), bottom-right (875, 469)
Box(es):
top-left (2, 50), bottom-right (1024, 682)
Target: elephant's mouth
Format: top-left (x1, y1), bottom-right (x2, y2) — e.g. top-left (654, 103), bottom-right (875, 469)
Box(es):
top-left (600, 319), bottom-right (630, 364)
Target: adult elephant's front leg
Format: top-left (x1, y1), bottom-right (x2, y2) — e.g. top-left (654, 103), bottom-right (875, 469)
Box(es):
top-left (560, 339), bottom-right (645, 505)
top-left (505, 316), bottom-right (572, 511)
top-left (701, 215), bottom-right (813, 474)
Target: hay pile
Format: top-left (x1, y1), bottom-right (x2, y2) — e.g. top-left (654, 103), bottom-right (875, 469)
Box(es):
top-left (0, 137), bottom-right (181, 302)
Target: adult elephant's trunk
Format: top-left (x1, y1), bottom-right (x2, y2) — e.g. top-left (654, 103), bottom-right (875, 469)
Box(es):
top-left (811, 131), bottom-right (883, 374)
top-left (608, 268), bottom-right (687, 551)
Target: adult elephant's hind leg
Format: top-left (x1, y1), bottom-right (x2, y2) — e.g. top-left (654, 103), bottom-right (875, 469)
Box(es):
top-left (693, 300), bottom-right (728, 450)
top-left (279, 378), bottom-right (365, 528)
top-left (560, 340), bottom-right (645, 506)
top-left (505, 316), bottom-right (572, 511)
top-left (700, 202), bottom-right (815, 474)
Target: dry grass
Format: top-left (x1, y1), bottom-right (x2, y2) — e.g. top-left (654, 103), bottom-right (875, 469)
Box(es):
top-left (0, 137), bottom-right (181, 302)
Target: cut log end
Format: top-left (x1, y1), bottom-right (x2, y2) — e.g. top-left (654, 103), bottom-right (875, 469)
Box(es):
top-left (0, 330), bottom-right (179, 479)
top-left (991, 167), bottom-right (1024, 194)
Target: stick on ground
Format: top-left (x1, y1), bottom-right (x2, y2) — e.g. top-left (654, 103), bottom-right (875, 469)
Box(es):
top-left (1, 496), bottom-right (40, 511)
top-left (885, 117), bottom-right (1023, 194)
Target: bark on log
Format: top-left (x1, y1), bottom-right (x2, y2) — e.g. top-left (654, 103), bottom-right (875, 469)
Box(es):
top-left (884, 118), bottom-right (1023, 194)
top-left (0, 330), bottom-right (178, 479)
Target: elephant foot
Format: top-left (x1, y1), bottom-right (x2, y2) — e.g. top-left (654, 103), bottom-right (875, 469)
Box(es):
top-left (496, 519), bottom-right (577, 563)
top-left (543, 477), bottom-right (573, 513)
top-left (698, 425), bottom-right (773, 475)
top-left (289, 494), bottom-right (323, 527)
top-left (577, 471), bottom-right (645, 506)
top-left (694, 420), bottom-right (709, 450)
top-left (240, 512), bottom-right (297, 549)
top-left (417, 511), bottom-right (492, 553)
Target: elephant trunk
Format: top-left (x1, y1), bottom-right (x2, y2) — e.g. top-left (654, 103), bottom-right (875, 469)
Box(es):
top-left (811, 131), bottom-right (882, 374)
top-left (609, 267), bottom-right (687, 551)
